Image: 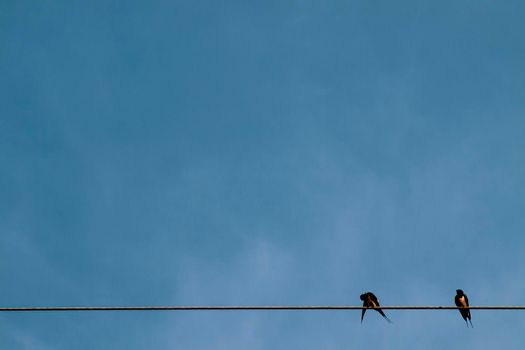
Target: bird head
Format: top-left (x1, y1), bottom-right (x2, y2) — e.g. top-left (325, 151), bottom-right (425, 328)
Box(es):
top-left (456, 289), bottom-right (464, 295)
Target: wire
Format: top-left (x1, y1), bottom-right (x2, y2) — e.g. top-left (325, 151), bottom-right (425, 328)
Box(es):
top-left (2, 306), bottom-right (525, 312)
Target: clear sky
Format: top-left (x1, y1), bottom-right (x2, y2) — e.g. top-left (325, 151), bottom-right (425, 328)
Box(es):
top-left (1, 1), bottom-right (524, 349)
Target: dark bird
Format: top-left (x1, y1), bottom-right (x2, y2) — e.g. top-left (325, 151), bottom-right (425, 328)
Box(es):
top-left (454, 289), bottom-right (473, 327)
top-left (360, 292), bottom-right (392, 323)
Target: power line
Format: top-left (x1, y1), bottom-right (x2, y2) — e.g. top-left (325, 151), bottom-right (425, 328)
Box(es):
top-left (2, 305), bottom-right (525, 312)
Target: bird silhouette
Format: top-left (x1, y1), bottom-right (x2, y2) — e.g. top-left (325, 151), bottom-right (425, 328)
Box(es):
top-left (360, 292), bottom-right (392, 323)
top-left (454, 289), bottom-right (473, 327)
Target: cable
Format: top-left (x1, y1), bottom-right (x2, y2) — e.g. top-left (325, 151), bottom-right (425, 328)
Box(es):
top-left (2, 306), bottom-right (525, 312)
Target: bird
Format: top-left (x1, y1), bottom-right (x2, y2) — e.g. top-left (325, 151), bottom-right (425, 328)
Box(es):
top-left (454, 289), bottom-right (473, 327)
top-left (360, 292), bottom-right (392, 323)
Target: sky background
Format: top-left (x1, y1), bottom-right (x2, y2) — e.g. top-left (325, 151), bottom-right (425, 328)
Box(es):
top-left (1, 0), bottom-right (524, 349)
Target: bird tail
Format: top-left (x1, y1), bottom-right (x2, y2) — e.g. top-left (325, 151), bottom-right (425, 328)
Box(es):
top-left (377, 309), bottom-right (393, 323)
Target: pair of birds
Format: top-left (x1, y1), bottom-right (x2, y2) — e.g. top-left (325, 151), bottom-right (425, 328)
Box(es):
top-left (360, 289), bottom-right (473, 327)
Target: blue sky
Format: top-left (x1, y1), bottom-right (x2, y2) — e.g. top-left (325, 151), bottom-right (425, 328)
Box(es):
top-left (1, 0), bottom-right (524, 348)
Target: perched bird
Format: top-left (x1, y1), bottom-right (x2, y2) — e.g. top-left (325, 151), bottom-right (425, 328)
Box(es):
top-left (360, 292), bottom-right (392, 323)
top-left (454, 289), bottom-right (473, 327)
